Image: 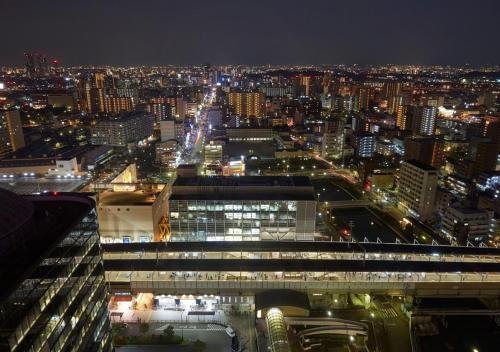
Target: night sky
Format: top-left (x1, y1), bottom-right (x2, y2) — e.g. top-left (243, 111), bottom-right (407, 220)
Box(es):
top-left (1, 0), bottom-right (499, 66)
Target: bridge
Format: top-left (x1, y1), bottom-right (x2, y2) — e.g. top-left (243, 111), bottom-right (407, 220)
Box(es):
top-left (102, 241), bottom-right (500, 296)
top-left (322, 200), bottom-right (370, 208)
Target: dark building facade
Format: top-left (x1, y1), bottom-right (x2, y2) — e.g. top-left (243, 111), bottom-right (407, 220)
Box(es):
top-left (0, 190), bottom-right (112, 352)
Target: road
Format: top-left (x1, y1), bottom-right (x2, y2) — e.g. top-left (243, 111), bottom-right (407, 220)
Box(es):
top-left (117, 322), bottom-right (232, 352)
top-left (179, 89), bottom-right (214, 165)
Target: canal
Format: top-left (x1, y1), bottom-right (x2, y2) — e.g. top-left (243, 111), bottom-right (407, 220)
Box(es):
top-left (312, 179), bottom-right (399, 243)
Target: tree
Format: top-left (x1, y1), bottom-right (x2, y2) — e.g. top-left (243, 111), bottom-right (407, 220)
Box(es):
top-left (139, 322), bottom-right (149, 334)
top-left (192, 339), bottom-right (207, 352)
top-left (163, 325), bottom-right (175, 341)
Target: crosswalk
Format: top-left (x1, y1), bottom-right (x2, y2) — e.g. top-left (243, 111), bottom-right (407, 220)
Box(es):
top-left (377, 307), bottom-right (399, 318)
top-left (207, 323), bottom-right (226, 331)
top-left (155, 323), bottom-right (226, 331)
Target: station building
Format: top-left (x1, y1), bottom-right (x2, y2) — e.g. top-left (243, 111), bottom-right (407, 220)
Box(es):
top-left (168, 176), bottom-right (317, 241)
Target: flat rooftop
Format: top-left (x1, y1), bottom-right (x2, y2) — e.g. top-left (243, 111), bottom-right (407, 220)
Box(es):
top-left (405, 159), bottom-right (437, 171)
top-left (0, 176), bottom-right (85, 194)
top-left (173, 176), bottom-right (312, 188)
top-left (99, 191), bottom-right (158, 206)
top-left (171, 176), bottom-right (315, 201)
top-left (170, 193), bottom-right (316, 201)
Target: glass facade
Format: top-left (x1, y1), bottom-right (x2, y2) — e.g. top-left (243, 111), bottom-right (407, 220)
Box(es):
top-left (0, 208), bottom-right (112, 352)
top-left (169, 199), bottom-right (315, 241)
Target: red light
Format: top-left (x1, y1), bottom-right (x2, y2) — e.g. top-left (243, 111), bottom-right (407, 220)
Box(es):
top-left (52, 192), bottom-right (59, 196)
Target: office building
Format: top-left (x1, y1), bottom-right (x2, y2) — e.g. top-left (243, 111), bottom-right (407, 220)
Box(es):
top-left (398, 160), bottom-right (438, 221)
top-left (441, 207), bottom-right (492, 244)
top-left (0, 190), bottom-right (112, 352)
top-left (354, 132), bottom-right (376, 158)
top-left (91, 111), bottom-right (154, 147)
top-left (228, 91), bottom-right (265, 117)
top-left (169, 176), bottom-right (317, 241)
top-left (0, 109), bottom-right (25, 158)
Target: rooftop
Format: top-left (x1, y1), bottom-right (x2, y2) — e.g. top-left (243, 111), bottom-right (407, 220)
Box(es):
top-left (173, 176), bottom-right (312, 188)
top-left (99, 190), bottom-right (159, 205)
top-left (171, 176), bottom-right (315, 201)
top-left (405, 159), bottom-right (437, 171)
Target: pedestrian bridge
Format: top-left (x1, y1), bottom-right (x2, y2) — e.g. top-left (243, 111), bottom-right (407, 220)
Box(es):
top-left (102, 240), bottom-right (500, 297)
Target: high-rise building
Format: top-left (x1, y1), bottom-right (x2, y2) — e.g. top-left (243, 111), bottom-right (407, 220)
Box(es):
top-left (228, 91), bottom-right (265, 118)
top-left (149, 97), bottom-right (186, 120)
top-left (354, 132), bottom-right (376, 158)
top-left (396, 105), bottom-right (414, 130)
top-left (0, 190), bottom-right (112, 352)
top-left (404, 136), bottom-right (444, 168)
top-left (159, 119), bottom-right (185, 142)
top-left (0, 109), bottom-right (25, 158)
top-left (207, 108), bottom-right (223, 129)
top-left (356, 87), bottom-right (371, 112)
top-left (24, 52), bottom-right (49, 78)
top-left (81, 73), bottom-right (107, 113)
top-left (91, 112), bottom-right (154, 147)
top-left (104, 96), bottom-right (135, 114)
top-left (419, 106), bottom-right (437, 136)
top-left (383, 81), bottom-right (402, 99)
top-left (147, 102), bottom-right (172, 121)
top-left (387, 95), bottom-right (404, 115)
top-left (398, 160), bottom-right (438, 221)
top-left (169, 176), bottom-right (317, 241)
top-left (474, 142), bottom-right (500, 174)
top-left (321, 119), bottom-right (344, 159)
top-left (297, 75), bottom-right (311, 97)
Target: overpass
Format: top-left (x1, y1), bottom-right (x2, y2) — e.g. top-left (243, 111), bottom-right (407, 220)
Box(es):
top-left (102, 241), bottom-right (500, 296)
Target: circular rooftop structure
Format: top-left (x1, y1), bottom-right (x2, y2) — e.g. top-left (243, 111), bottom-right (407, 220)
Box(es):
top-left (0, 188), bottom-right (35, 255)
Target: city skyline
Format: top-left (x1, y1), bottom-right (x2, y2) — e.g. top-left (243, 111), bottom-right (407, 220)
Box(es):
top-left (1, 0), bottom-right (500, 66)
top-left (1, 2), bottom-right (500, 350)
